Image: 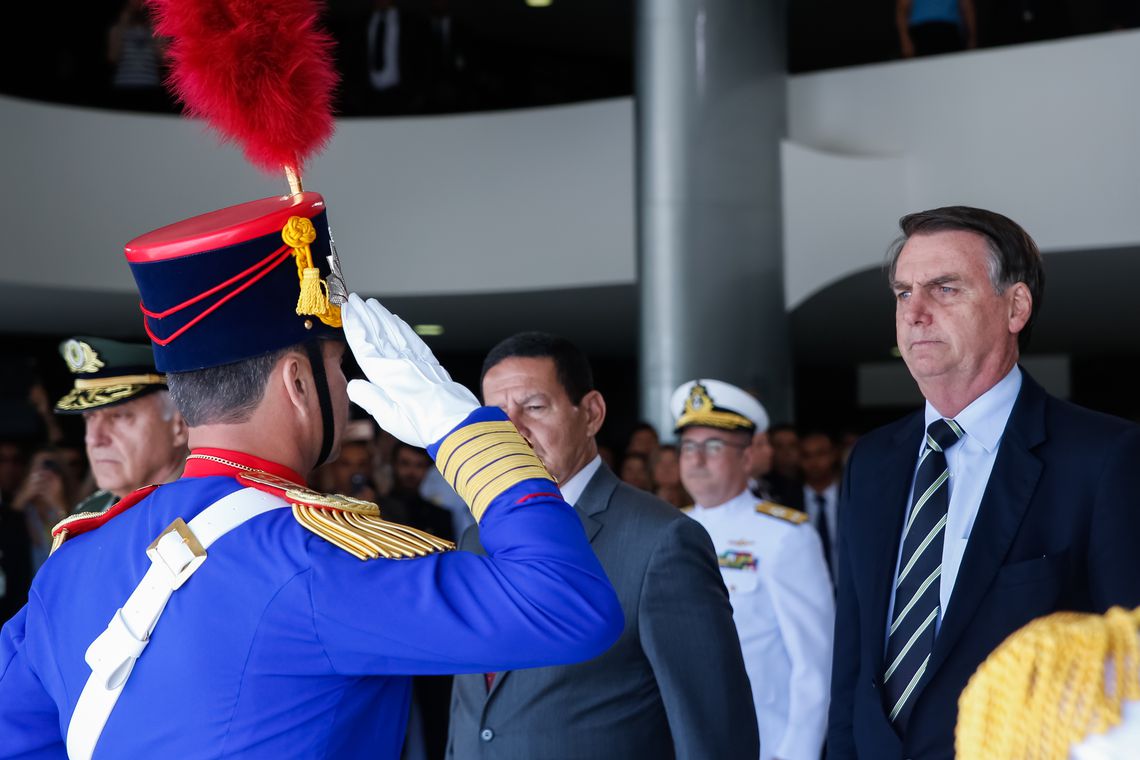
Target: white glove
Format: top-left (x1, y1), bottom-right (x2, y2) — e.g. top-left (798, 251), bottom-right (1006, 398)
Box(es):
top-left (342, 293), bottom-right (479, 448)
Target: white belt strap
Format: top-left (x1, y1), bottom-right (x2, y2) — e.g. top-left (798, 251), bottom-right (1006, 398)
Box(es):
top-left (66, 487), bottom-right (286, 760)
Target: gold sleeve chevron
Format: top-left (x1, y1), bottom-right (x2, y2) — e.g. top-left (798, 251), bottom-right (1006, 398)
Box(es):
top-left (435, 420), bottom-right (555, 522)
top-left (956, 606), bottom-right (1140, 760)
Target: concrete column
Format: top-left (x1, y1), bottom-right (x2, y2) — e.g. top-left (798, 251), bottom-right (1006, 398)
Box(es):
top-left (636, 0), bottom-right (791, 438)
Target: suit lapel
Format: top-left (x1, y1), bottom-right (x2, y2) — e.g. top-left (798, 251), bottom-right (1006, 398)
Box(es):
top-left (484, 464), bottom-right (616, 704)
top-left (578, 508), bottom-right (603, 543)
top-left (485, 668), bottom-right (508, 699)
top-left (572, 465), bottom-right (618, 542)
top-left (862, 413), bottom-right (925, 678)
top-left (925, 372), bottom-right (1046, 680)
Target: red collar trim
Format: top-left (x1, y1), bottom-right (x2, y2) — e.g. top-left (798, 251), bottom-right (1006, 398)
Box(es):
top-left (184, 448), bottom-right (305, 486)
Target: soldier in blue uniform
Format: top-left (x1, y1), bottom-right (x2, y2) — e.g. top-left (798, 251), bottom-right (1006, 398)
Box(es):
top-left (0, 192), bottom-right (623, 759)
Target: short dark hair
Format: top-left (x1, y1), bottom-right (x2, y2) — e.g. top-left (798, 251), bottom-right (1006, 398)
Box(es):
top-left (799, 430), bottom-right (836, 448)
top-left (167, 344), bottom-right (297, 426)
top-left (768, 423), bottom-right (798, 437)
top-left (886, 206), bottom-right (1045, 349)
top-left (481, 332), bottom-right (594, 404)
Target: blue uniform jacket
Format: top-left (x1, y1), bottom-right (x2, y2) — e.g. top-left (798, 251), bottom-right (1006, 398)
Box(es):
top-left (0, 408), bottom-right (623, 758)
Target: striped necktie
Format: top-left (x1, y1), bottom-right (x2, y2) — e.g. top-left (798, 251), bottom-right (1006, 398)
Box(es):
top-left (882, 417), bottom-right (964, 727)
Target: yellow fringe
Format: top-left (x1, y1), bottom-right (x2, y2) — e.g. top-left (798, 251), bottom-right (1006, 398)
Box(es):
top-left (283, 216), bottom-right (342, 328)
top-left (292, 504), bottom-right (455, 560)
top-left (296, 268), bottom-right (328, 314)
top-left (956, 606), bottom-right (1140, 760)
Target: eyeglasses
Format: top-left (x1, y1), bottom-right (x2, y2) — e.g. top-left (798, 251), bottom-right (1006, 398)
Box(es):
top-left (678, 438), bottom-right (749, 458)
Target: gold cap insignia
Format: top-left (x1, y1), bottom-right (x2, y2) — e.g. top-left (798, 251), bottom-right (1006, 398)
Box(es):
top-left (684, 383), bottom-right (713, 416)
top-left (674, 380), bottom-right (756, 433)
top-left (63, 340), bottom-right (104, 374)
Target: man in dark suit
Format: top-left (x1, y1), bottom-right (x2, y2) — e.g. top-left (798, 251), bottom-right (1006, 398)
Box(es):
top-left (828, 206), bottom-right (1140, 760)
top-left (448, 332), bottom-right (758, 759)
top-left (799, 431), bottom-right (841, 584)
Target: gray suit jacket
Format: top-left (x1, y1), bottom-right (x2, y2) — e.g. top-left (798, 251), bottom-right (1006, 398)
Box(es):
top-left (448, 464), bottom-right (758, 759)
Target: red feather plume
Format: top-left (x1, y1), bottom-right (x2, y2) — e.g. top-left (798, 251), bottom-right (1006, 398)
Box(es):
top-left (146, 0), bottom-right (338, 178)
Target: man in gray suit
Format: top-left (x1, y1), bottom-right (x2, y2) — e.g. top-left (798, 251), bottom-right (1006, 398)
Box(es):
top-left (448, 332), bottom-right (758, 759)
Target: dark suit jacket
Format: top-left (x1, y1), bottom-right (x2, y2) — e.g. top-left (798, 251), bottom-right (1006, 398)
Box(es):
top-left (828, 371), bottom-right (1140, 760)
top-left (765, 472), bottom-right (804, 511)
top-left (448, 464), bottom-right (758, 759)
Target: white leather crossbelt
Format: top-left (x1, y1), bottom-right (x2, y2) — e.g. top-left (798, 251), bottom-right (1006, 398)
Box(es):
top-left (66, 487), bottom-right (287, 760)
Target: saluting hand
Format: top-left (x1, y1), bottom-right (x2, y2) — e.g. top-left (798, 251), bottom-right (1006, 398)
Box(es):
top-left (342, 293), bottom-right (478, 449)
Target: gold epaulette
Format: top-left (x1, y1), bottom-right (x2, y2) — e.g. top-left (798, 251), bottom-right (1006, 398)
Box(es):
top-left (434, 419), bottom-right (554, 521)
top-left (680, 505), bottom-right (695, 513)
top-left (956, 606), bottom-right (1140, 760)
top-left (754, 502), bottom-right (809, 524)
top-left (240, 472), bottom-right (455, 561)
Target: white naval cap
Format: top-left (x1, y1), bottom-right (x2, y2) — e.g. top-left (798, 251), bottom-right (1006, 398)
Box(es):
top-left (670, 379), bottom-right (770, 435)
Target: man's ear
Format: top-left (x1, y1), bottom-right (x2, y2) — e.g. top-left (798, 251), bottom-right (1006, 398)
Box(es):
top-left (581, 390), bottom-right (607, 438)
top-left (170, 411), bottom-right (189, 448)
top-left (1008, 281), bottom-right (1033, 335)
top-left (279, 351), bottom-right (314, 418)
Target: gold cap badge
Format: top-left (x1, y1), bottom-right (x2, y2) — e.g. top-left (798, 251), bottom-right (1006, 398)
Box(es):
top-left (63, 340), bottom-right (105, 374)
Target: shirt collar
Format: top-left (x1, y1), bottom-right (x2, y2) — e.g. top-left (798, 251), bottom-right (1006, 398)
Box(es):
top-left (183, 447), bottom-right (306, 486)
top-left (694, 488), bottom-right (754, 512)
top-left (807, 481), bottom-right (839, 502)
top-left (558, 455), bottom-right (603, 507)
top-left (923, 365), bottom-right (1022, 454)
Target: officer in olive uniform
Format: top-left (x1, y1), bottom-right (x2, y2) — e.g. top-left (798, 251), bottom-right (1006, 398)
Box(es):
top-left (673, 379), bottom-right (835, 760)
top-left (54, 337), bottom-right (187, 515)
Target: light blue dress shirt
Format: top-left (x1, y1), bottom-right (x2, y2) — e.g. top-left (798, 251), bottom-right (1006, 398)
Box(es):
top-left (885, 366), bottom-right (1022, 642)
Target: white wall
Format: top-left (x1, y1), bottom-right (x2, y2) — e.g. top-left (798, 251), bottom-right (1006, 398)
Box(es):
top-left (0, 96), bottom-right (636, 297)
top-left (783, 29), bottom-right (1140, 309)
top-left (5, 29), bottom-right (1140, 312)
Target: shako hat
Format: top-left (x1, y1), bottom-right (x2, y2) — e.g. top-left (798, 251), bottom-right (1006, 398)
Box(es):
top-left (128, 0), bottom-right (345, 463)
top-left (125, 192), bottom-right (344, 372)
top-left (670, 379), bottom-right (770, 435)
top-left (129, 0), bottom-right (345, 372)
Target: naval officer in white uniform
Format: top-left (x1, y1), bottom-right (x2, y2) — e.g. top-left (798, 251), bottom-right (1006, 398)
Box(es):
top-left (672, 379), bottom-right (835, 760)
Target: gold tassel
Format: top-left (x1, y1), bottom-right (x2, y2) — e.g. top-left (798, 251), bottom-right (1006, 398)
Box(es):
top-left (297, 268), bottom-right (329, 315)
top-left (282, 216), bottom-right (343, 328)
top-left (956, 606), bottom-right (1140, 760)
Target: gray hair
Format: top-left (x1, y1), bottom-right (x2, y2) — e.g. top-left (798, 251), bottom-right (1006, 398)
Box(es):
top-left (166, 345), bottom-right (297, 426)
top-left (154, 389), bottom-right (178, 422)
top-left (885, 206), bottom-right (1045, 349)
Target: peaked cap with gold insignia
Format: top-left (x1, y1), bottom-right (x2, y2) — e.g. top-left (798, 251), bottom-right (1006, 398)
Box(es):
top-left (54, 336), bottom-right (166, 414)
top-left (670, 378), bottom-right (770, 435)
